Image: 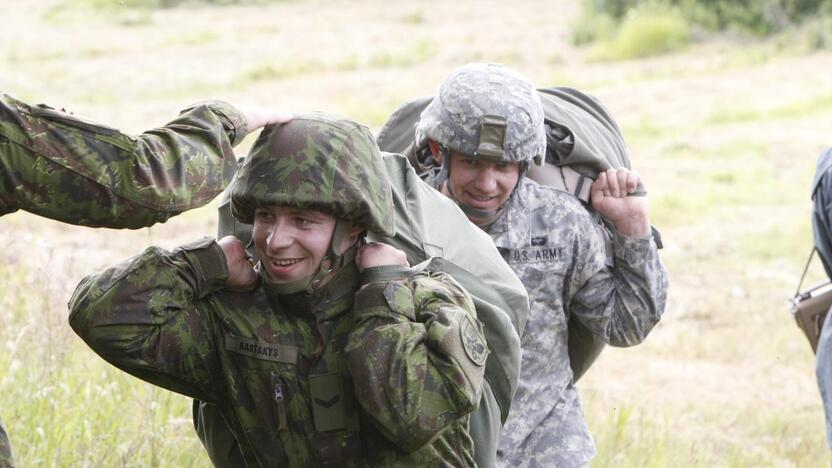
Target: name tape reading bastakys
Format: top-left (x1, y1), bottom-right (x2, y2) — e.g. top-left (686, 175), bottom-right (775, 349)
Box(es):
top-left (225, 335), bottom-right (299, 364)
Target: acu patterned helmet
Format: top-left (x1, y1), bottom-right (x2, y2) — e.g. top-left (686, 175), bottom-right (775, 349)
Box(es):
top-left (230, 112), bottom-right (395, 237)
top-left (415, 62), bottom-right (546, 166)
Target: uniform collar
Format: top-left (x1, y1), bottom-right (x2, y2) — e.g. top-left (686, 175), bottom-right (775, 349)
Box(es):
top-left (489, 180), bottom-right (535, 250)
top-left (260, 262), bottom-right (359, 321)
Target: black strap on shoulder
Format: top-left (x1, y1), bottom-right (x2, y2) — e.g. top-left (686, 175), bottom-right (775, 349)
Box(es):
top-left (359, 265), bottom-right (414, 285)
top-left (794, 247), bottom-right (829, 300)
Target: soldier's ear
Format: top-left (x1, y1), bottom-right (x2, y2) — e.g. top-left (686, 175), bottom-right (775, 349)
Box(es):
top-left (342, 221), bottom-right (365, 250)
top-left (347, 222), bottom-right (364, 241)
top-left (427, 139), bottom-right (444, 164)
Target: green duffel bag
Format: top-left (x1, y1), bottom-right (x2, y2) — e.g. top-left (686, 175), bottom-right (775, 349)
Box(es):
top-left (375, 86), bottom-right (643, 382)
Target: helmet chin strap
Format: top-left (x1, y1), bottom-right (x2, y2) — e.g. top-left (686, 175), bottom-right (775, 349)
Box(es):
top-left (259, 219), bottom-right (360, 295)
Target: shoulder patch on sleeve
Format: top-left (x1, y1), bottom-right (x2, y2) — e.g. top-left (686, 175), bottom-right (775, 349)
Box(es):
top-left (460, 314), bottom-right (488, 366)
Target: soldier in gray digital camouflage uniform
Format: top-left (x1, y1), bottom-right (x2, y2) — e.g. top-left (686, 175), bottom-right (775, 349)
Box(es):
top-left (412, 63), bottom-right (669, 467)
top-left (0, 420), bottom-right (11, 468)
top-left (0, 91), bottom-right (287, 468)
top-left (69, 113), bottom-right (488, 467)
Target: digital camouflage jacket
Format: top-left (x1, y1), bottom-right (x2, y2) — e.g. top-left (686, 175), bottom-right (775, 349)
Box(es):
top-left (483, 179), bottom-right (669, 468)
top-left (69, 237), bottom-right (487, 467)
top-left (0, 419), bottom-right (12, 468)
top-left (0, 92), bottom-right (245, 228)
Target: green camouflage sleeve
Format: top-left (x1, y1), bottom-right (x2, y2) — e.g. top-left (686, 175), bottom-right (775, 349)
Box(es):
top-left (0, 92), bottom-right (246, 228)
top-left (572, 227), bottom-right (668, 347)
top-left (345, 266), bottom-right (487, 452)
top-left (68, 237), bottom-right (229, 401)
top-left (0, 419), bottom-right (13, 468)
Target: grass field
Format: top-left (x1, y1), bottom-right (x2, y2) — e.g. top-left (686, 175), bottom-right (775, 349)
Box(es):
top-left (2, 0), bottom-right (832, 466)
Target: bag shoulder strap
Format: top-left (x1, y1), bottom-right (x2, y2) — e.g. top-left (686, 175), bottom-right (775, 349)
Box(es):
top-left (795, 247), bottom-right (825, 298)
top-left (526, 163), bottom-right (593, 202)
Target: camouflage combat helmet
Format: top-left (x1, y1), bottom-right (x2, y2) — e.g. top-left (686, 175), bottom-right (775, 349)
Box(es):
top-left (230, 112), bottom-right (395, 293)
top-left (415, 63), bottom-right (546, 224)
top-left (231, 112), bottom-right (395, 237)
top-left (415, 62), bottom-right (546, 167)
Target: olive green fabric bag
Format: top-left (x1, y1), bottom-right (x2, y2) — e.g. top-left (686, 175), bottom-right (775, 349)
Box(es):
top-left (375, 86), bottom-right (638, 382)
top-left (376, 87), bottom-right (638, 201)
top-left (207, 152), bottom-right (528, 468)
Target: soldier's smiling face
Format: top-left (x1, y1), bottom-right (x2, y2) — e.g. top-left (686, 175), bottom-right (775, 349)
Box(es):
top-left (252, 205), bottom-right (338, 283)
top-left (446, 152), bottom-right (521, 217)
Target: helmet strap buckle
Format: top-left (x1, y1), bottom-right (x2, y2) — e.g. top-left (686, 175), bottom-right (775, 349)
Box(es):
top-left (305, 219), bottom-right (357, 294)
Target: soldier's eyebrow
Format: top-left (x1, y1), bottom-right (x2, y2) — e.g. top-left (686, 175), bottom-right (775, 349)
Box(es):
top-left (286, 207), bottom-right (330, 221)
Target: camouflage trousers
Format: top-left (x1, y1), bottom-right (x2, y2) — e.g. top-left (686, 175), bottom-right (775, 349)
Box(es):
top-left (0, 418), bottom-right (14, 468)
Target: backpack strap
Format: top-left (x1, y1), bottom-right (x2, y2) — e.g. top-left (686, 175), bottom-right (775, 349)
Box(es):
top-left (526, 163), bottom-right (593, 202)
top-left (795, 247), bottom-right (820, 298)
top-left (560, 165), bottom-right (593, 202)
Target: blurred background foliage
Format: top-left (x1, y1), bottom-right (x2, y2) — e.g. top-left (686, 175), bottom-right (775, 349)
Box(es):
top-left (573, 0), bottom-right (832, 59)
top-left (67, 0), bottom-right (832, 60)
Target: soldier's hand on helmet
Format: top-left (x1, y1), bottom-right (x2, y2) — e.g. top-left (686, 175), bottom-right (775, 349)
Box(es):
top-left (355, 242), bottom-right (410, 272)
top-left (590, 168), bottom-right (651, 237)
top-left (218, 235), bottom-right (258, 291)
top-left (237, 105), bottom-right (293, 136)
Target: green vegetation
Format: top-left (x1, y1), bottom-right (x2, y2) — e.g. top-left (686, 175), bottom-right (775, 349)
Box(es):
top-left (586, 4), bottom-right (692, 60)
top-left (575, 0), bottom-right (832, 60)
top-left (708, 93), bottom-right (832, 123)
top-left (583, 0), bottom-right (832, 34)
top-left (0, 258), bottom-right (210, 466)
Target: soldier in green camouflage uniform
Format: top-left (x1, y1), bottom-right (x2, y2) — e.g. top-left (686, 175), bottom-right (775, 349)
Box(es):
top-left (0, 92), bottom-right (293, 228)
top-left (0, 91), bottom-right (286, 468)
top-left (405, 63), bottom-right (669, 468)
top-left (69, 113), bottom-right (488, 467)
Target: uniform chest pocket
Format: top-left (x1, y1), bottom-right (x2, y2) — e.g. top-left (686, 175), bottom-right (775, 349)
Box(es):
top-left (309, 373), bottom-right (351, 432)
top-left (240, 370), bottom-right (293, 434)
top-left (508, 260), bottom-right (565, 296)
top-left (223, 334), bottom-right (300, 433)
